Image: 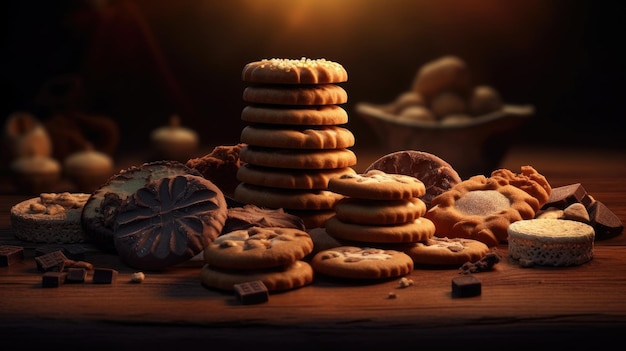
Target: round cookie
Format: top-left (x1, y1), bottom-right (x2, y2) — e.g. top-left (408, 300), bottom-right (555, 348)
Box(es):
top-left (237, 164), bottom-right (356, 190)
top-left (113, 174), bottom-right (228, 271)
top-left (327, 169), bottom-right (425, 200)
top-left (311, 246), bottom-right (414, 280)
top-left (242, 58), bottom-right (348, 84)
top-left (325, 216), bottom-right (436, 244)
top-left (239, 146), bottom-right (357, 170)
top-left (243, 84), bottom-right (348, 106)
top-left (233, 183), bottom-right (343, 210)
top-left (203, 227), bottom-right (313, 269)
top-left (241, 105), bottom-right (348, 125)
top-left (365, 150), bottom-right (462, 208)
top-left (200, 260), bottom-right (314, 292)
top-left (240, 125), bottom-right (355, 149)
top-left (334, 197), bottom-right (427, 225)
top-left (508, 218), bottom-right (595, 267)
top-left (285, 209), bottom-right (336, 229)
top-left (222, 204), bottom-right (306, 233)
top-left (81, 160), bottom-right (201, 252)
top-left (403, 236), bottom-right (490, 267)
top-left (10, 192), bottom-right (91, 243)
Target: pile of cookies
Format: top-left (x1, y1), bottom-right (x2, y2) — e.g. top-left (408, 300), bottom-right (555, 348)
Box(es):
top-left (234, 58), bottom-right (357, 228)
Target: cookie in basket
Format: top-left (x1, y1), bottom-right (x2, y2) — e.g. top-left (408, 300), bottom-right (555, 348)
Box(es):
top-left (327, 169), bottom-right (426, 200)
top-left (403, 236), bottom-right (490, 267)
top-left (203, 227), bottom-right (313, 270)
top-left (311, 246), bottom-right (413, 280)
top-left (325, 216), bottom-right (436, 244)
top-left (241, 105), bottom-right (348, 125)
top-left (333, 196), bottom-right (427, 225)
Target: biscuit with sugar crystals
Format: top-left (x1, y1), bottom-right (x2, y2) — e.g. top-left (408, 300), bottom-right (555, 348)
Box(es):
top-left (242, 58), bottom-right (348, 84)
top-left (311, 246), bottom-right (413, 280)
top-left (403, 236), bottom-right (490, 267)
top-left (239, 146), bottom-right (357, 170)
top-left (327, 169), bottom-right (425, 200)
top-left (325, 216), bottom-right (436, 244)
top-left (243, 84), bottom-right (348, 106)
top-left (240, 124), bottom-right (355, 149)
top-left (241, 105), bottom-right (348, 125)
top-left (333, 197), bottom-right (427, 225)
top-left (200, 260), bottom-right (314, 292)
top-left (237, 164), bottom-right (356, 190)
top-left (204, 227), bottom-right (313, 269)
top-left (233, 183), bottom-right (343, 210)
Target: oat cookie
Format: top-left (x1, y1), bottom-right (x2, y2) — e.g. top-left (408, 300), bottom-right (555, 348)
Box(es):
top-left (311, 246), bottom-right (414, 280)
top-left (242, 58), bottom-right (348, 84)
top-left (327, 169), bottom-right (426, 200)
top-left (200, 260), bottom-right (314, 292)
top-left (233, 183), bottom-right (343, 210)
top-left (243, 84), bottom-right (348, 106)
top-left (325, 216), bottom-right (436, 244)
top-left (240, 124), bottom-right (355, 149)
top-left (239, 146), bottom-right (357, 169)
top-left (203, 227), bottom-right (313, 269)
top-left (237, 164), bottom-right (356, 190)
top-left (403, 236), bottom-right (490, 266)
top-left (241, 105), bottom-right (348, 125)
top-left (334, 197), bottom-right (427, 225)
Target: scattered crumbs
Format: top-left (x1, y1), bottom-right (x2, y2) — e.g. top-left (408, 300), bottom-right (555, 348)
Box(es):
top-left (398, 277), bottom-right (414, 288)
top-left (459, 251), bottom-right (501, 274)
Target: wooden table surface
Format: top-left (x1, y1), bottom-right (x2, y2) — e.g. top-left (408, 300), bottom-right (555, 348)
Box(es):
top-left (1, 145), bottom-right (625, 349)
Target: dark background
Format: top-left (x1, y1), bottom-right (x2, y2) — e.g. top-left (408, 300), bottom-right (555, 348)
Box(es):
top-left (3, 0), bottom-right (625, 159)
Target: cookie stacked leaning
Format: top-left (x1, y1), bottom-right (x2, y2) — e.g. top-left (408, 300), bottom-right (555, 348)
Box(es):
top-left (234, 58), bottom-right (357, 228)
top-left (201, 226), bottom-right (314, 292)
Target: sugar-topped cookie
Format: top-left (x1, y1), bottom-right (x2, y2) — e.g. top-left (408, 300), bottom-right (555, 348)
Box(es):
top-left (242, 58), bottom-right (348, 84)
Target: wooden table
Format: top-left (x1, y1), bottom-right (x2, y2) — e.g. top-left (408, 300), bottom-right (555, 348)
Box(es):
top-left (1, 145), bottom-right (625, 349)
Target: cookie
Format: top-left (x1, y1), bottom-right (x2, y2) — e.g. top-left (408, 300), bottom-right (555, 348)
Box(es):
top-left (222, 204), bottom-right (306, 233)
top-left (325, 216), bottom-right (436, 244)
top-left (113, 174), bottom-right (228, 271)
top-left (490, 165), bottom-right (552, 207)
top-left (365, 150), bottom-right (462, 208)
top-left (200, 260), bottom-right (314, 292)
top-left (403, 236), bottom-right (490, 267)
top-left (311, 246), bottom-right (414, 280)
top-left (327, 169), bottom-right (426, 200)
top-left (240, 125), bottom-right (355, 149)
top-left (10, 192), bottom-right (91, 243)
top-left (239, 146), bottom-right (357, 169)
top-left (243, 84), bottom-right (348, 106)
top-left (285, 209), bottom-right (336, 229)
top-left (306, 227), bottom-right (345, 259)
top-left (185, 143), bottom-right (246, 197)
top-left (203, 227), bottom-right (313, 269)
top-left (242, 58), bottom-right (348, 84)
top-left (333, 197), bottom-right (427, 225)
top-left (233, 183), bottom-right (343, 210)
top-left (236, 164), bottom-right (356, 190)
top-left (425, 173), bottom-right (542, 247)
top-left (241, 105), bottom-right (348, 125)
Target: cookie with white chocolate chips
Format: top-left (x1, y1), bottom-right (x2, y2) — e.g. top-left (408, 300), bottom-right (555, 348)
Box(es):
top-left (311, 246), bottom-right (414, 280)
top-left (327, 169), bottom-right (426, 200)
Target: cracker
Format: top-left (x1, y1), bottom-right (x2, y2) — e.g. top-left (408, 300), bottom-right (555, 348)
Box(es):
top-left (203, 227), bottom-right (313, 269)
top-left (404, 236), bottom-right (490, 266)
top-left (239, 146), bottom-right (357, 169)
top-left (334, 197), bottom-right (427, 225)
top-left (233, 183), bottom-right (343, 210)
top-left (240, 125), bottom-right (355, 149)
top-left (236, 164), bottom-right (356, 190)
top-left (311, 246), bottom-right (414, 280)
top-left (241, 105), bottom-right (348, 125)
top-left (242, 58), bottom-right (348, 84)
top-left (325, 216), bottom-right (435, 244)
top-left (327, 169), bottom-right (426, 200)
top-left (243, 84), bottom-right (348, 106)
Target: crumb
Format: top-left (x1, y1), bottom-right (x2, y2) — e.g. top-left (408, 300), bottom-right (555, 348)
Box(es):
top-left (387, 292), bottom-right (397, 299)
top-left (398, 277), bottom-right (414, 288)
top-left (459, 251), bottom-right (501, 274)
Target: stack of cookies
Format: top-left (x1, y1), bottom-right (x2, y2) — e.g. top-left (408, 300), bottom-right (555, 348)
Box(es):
top-left (234, 58), bottom-right (357, 228)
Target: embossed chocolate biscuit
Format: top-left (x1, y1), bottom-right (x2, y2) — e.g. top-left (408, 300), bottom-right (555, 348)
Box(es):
top-left (241, 105), bottom-right (348, 125)
top-left (243, 84), bottom-right (348, 106)
top-left (204, 227), bottom-right (313, 269)
top-left (114, 174), bottom-right (227, 271)
top-left (325, 216), bottom-right (436, 244)
top-left (237, 164), bottom-right (356, 190)
top-left (242, 58), bottom-right (348, 84)
top-left (334, 197), bottom-right (427, 225)
top-left (239, 146), bottom-right (357, 169)
top-left (311, 246), bottom-right (414, 280)
top-left (233, 183), bottom-right (343, 210)
top-left (200, 260), bottom-right (314, 292)
top-left (327, 170), bottom-right (426, 200)
top-left (403, 236), bottom-right (490, 266)
top-left (240, 125), bottom-right (355, 149)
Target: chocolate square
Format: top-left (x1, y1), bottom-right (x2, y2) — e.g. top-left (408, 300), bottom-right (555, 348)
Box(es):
top-left (34, 250), bottom-right (68, 272)
top-left (66, 268), bottom-right (87, 283)
top-left (42, 271), bottom-right (67, 288)
top-left (234, 280), bottom-right (269, 304)
top-left (0, 245), bottom-right (24, 267)
top-left (452, 275), bottom-right (482, 298)
top-left (93, 268), bottom-right (118, 284)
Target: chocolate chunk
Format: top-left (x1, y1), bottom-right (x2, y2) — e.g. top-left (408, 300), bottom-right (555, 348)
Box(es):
top-left (234, 280), bottom-right (269, 304)
top-left (222, 205), bottom-right (306, 234)
top-left (93, 268), bottom-right (118, 284)
top-left (65, 268), bottom-right (87, 283)
top-left (0, 245), bottom-right (24, 266)
top-left (42, 271), bottom-right (67, 288)
top-left (34, 250), bottom-right (68, 272)
top-left (36, 244), bottom-right (86, 261)
top-left (459, 252), bottom-right (501, 274)
top-left (588, 201), bottom-right (624, 239)
top-left (452, 275), bottom-right (481, 298)
top-left (542, 183), bottom-right (592, 209)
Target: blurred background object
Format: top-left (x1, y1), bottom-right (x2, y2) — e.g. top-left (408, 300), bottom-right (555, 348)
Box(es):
top-left (3, 0), bottom-right (624, 163)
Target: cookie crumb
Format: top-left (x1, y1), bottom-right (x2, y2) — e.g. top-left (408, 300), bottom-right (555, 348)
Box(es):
top-left (387, 292), bottom-right (397, 299)
top-left (459, 251), bottom-right (501, 274)
top-left (398, 277), bottom-right (414, 288)
top-left (130, 272), bottom-right (145, 283)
